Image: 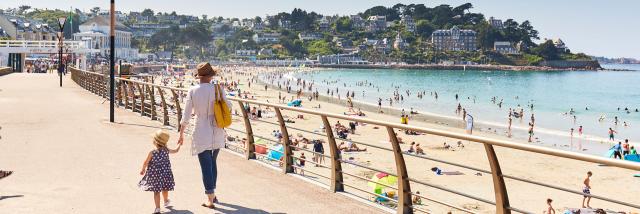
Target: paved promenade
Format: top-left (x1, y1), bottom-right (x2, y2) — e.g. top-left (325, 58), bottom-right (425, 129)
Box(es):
top-left (0, 73), bottom-right (383, 214)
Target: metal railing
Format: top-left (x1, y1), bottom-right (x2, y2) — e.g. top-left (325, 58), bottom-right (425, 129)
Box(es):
top-left (0, 40), bottom-right (90, 53)
top-left (70, 67), bottom-right (640, 214)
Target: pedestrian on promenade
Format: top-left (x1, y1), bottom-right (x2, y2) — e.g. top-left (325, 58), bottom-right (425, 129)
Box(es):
top-left (178, 62), bottom-right (231, 209)
top-left (138, 130), bottom-right (181, 214)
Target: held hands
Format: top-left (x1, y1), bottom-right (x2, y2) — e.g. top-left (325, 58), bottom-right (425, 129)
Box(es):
top-left (177, 135), bottom-right (184, 146)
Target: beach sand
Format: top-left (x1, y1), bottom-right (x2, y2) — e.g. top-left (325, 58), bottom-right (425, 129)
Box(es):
top-left (215, 66), bottom-right (640, 213)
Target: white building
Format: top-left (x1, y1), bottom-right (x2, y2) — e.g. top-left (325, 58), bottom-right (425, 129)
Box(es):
top-left (488, 17), bottom-right (503, 29)
top-left (298, 32), bottom-right (322, 41)
top-left (494, 41), bottom-right (518, 54)
top-left (401, 15), bottom-right (416, 33)
top-left (552, 38), bottom-right (567, 52)
top-left (252, 33), bottom-right (280, 43)
top-left (73, 16), bottom-right (137, 60)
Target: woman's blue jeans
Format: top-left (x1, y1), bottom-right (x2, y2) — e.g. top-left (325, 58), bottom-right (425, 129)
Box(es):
top-left (198, 149), bottom-right (220, 194)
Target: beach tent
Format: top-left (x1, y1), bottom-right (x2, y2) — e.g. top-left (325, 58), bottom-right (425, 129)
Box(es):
top-left (267, 144), bottom-right (284, 161)
top-left (254, 138), bottom-right (268, 154)
top-left (367, 172), bottom-right (398, 195)
top-left (287, 99), bottom-right (302, 107)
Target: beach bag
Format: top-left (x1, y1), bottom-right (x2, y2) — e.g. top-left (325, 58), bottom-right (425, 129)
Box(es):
top-left (213, 84), bottom-right (232, 128)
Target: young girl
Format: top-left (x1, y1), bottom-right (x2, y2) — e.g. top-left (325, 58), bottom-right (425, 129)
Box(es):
top-left (139, 130), bottom-right (181, 214)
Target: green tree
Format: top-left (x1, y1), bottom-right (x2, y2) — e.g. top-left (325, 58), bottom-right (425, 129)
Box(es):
top-left (415, 20), bottom-right (435, 38)
top-left (18, 5), bottom-right (31, 15)
top-left (334, 17), bottom-right (352, 33)
top-left (306, 40), bottom-right (335, 56)
top-left (141, 9), bottom-right (154, 17)
top-left (90, 7), bottom-right (100, 15)
top-left (531, 40), bottom-right (560, 60)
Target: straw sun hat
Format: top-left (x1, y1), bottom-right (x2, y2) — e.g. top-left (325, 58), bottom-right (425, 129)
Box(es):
top-left (196, 62), bottom-right (219, 78)
top-left (153, 130), bottom-right (170, 147)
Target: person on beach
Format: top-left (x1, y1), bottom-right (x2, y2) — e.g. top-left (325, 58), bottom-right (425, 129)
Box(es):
top-left (630, 146), bottom-right (637, 155)
top-left (178, 63), bottom-right (231, 209)
top-left (582, 171), bottom-right (592, 208)
top-left (578, 126), bottom-right (583, 136)
top-left (139, 130), bottom-right (180, 214)
top-left (312, 140), bottom-right (324, 166)
top-left (407, 142), bottom-right (416, 153)
top-left (612, 142), bottom-right (623, 159)
top-left (296, 153), bottom-right (306, 175)
top-left (545, 198), bottom-right (555, 214)
top-left (415, 144), bottom-right (425, 155)
top-left (528, 122), bottom-right (534, 143)
top-left (465, 113), bottom-right (474, 135)
top-left (622, 139), bottom-right (630, 156)
top-left (608, 128), bottom-right (616, 141)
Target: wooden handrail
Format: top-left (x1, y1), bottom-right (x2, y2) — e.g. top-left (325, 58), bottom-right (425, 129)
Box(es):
top-left (69, 67), bottom-right (640, 214)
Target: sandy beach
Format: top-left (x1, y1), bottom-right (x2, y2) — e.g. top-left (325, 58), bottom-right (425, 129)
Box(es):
top-left (205, 66), bottom-right (639, 213)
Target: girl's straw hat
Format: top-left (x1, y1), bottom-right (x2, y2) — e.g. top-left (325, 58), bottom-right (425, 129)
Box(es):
top-left (153, 130), bottom-right (170, 147)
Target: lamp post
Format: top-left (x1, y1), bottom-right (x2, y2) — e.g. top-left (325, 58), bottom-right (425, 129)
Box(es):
top-left (109, 0), bottom-right (116, 122)
top-left (57, 17), bottom-right (67, 87)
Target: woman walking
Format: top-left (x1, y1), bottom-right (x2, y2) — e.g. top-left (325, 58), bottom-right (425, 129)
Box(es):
top-left (178, 62), bottom-right (231, 209)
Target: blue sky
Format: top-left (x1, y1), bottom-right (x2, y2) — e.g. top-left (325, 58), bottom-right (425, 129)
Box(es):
top-left (6, 0), bottom-right (639, 59)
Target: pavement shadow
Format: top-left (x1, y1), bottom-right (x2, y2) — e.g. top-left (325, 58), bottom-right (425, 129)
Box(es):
top-left (215, 202), bottom-right (272, 214)
top-left (164, 206), bottom-right (194, 214)
top-left (0, 195), bottom-right (24, 201)
top-left (114, 121), bottom-right (162, 129)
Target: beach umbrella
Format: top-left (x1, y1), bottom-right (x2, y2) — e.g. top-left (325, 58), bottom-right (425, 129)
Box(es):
top-left (267, 144), bottom-right (284, 161)
top-left (367, 172), bottom-right (398, 194)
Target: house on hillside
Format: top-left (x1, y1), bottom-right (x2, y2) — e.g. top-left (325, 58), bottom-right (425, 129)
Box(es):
top-left (552, 38), bottom-right (567, 52)
top-left (367, 16), bottom-right (387, 32)
top-left (298, 32), bottom-right (322, 41)
top-left (431, 26), bottom-right (477, 51)
top-left (350, 15), bottom-right (365, 29)
top-left (0, 14), bottom-right (56, 41)
top-left (318, 16), bottom-right (330, 31)
top-left (494, 41), bottom-right (518, 54)
top-left (401, 15), bottom-right (416, 33)
top-left (488, 17), bottom-right (503, 29)
top-left (393, 32), bottom-right (406, 50)
top-left (130, 23), bottom-right (170, 39)
top-left (252, 32), bottom-right (280, 43)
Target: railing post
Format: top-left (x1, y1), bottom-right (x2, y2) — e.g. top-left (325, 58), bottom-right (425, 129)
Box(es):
top-left (117, 80), bottom-right (124, 106)
top-left (386, 126), bottom-right (413, 214)
top-left (484, 144), bottom-right (511, 214)
top-left (123, 81), bottom-right (130, 109)
top-left (171, 89), bottom-right (182, 130)
top-left (157, 86), bottom-right (170, 126)
top-left (146, 84), bottom-right (157, 120)
top-left (274, 108), bottom-right (293, 173)
top-left (321, 115), bottom-right (344, 192)
top-left (237, 101), bottom-right (255, 160)
top-left (136, 83), bottom-right (145, 116)
top-left (130, 83), bottom-right (137, 112)
top-left (100, 75), bottom-right (105, 99)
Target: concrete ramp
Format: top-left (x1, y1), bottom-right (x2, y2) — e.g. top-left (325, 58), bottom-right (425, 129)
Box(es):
top-left (0, 73), bottom-right (383, 214)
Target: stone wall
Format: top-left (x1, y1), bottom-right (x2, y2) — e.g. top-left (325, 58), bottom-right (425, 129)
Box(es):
top-left (539, 60), bottom-right (601, 69)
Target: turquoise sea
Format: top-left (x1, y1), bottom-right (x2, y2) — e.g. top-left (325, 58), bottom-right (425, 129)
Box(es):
top-left (283, 64), bottom-right (640, 154)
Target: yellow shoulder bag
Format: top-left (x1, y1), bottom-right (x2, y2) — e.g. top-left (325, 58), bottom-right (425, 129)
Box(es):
top-left (213, 84), bottom-right (232, 128)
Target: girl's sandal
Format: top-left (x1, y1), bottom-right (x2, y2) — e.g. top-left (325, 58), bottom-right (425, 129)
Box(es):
top-left (201, 202), bottom-right (215, 209)
top-left (0, 170), bottom-right (13, 180)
